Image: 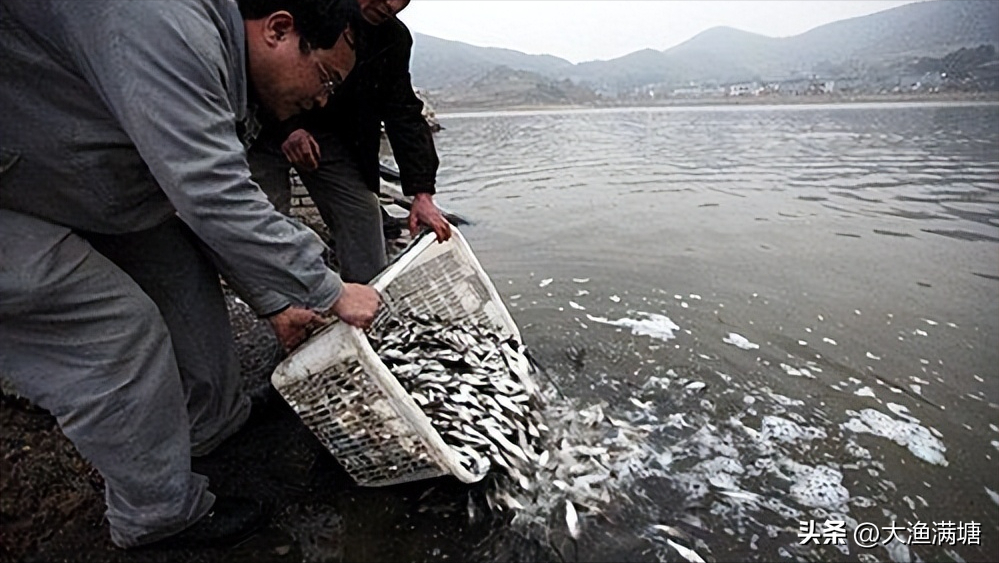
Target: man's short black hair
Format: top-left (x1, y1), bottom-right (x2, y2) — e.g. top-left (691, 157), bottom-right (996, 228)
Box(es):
top-left (238, 0), bottom-right (361, 52)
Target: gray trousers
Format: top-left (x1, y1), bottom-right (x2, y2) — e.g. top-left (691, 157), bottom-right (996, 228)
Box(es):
top-left (0, 210), bottom-right (249, 548)
top-left (248, 134), bottom-right (387, 284)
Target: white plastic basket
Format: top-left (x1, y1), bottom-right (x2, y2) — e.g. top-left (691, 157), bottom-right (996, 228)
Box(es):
top-left (271, 227), bottom-right (535, 487)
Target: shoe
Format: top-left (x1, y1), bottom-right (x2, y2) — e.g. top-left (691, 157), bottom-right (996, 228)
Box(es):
top-left (141, 496), bottom-right (270, 549)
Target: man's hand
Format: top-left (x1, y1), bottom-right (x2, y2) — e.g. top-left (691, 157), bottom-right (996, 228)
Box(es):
top-left (268, 306), bottom-right (331, 352)
top-left (327, 283), bottom-right (381, 330)
top-left (408, 193), bottom-right (452, 243)
top-left (268, 284), bottom-right (380, 351)
top-left (281, 129), bottom-right (321, 170)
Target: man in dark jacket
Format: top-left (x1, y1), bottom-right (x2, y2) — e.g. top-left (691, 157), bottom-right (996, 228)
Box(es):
top-left (249, 0), bottom-right (451, 284)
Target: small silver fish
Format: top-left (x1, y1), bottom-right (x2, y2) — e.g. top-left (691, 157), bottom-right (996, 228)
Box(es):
top-left (565, 500), bottom-right (580, 539)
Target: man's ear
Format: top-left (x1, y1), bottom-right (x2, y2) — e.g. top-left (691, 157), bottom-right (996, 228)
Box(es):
top-left (262, 11), bottom-right (296, 47)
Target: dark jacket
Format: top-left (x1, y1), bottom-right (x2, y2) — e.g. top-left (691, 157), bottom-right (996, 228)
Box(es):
top-left (286, 17), bottom-right (438, 197)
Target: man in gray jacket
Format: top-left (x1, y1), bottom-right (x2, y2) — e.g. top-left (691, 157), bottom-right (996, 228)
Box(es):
top-left (0, 0), bottom-right (378, 550)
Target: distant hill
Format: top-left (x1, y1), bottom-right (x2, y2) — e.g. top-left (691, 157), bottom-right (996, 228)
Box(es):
top-left (410, 34), bottom-right (573, 90)
top-left (408, 0), bottom-right (999, 109)
top-left (431, 66), bottom-right (600, 109)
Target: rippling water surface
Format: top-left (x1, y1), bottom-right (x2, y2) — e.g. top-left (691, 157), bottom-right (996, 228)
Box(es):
top-left (418, 102), bottom-right (998, 562)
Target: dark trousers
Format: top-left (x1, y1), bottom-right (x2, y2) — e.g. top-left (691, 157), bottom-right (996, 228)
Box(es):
top-left (248, 135), bottom-right (387, 284)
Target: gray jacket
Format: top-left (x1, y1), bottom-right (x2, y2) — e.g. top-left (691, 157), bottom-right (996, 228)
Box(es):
top-left (0, 0), bottom-right (341, 316)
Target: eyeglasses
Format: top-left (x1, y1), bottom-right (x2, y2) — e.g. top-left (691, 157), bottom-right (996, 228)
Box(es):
top-left (314, 26), bottom-right (355, 98)
top-left (317, 62), bottom-right (343, 97)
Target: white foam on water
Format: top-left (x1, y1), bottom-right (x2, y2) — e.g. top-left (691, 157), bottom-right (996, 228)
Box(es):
top-left (886, 403), bottom-right (920, 424)
top-left (569, 301), bottom-right (585, 310)
top-left (575, 289), bottom-right (589, 296)
top-left (760, 416), bottom-right (827, 443)
top-left (586, 312), bottom-right (680, 342)
top-left (572, 278), bottom-right (589, 283)
top-left (723, 333), bottom-right (759, 350)
top-left (781, 460), bottom-right (851, 510)
top-left (844, 439), bottom-right (872, 460)
top-left (780, 363), bottom-right (815, 379)
top-left (666, 413), bottom-right (858, 530)
top-left (766, 392), bottom-right (804, 407)
top-left (840, 408), bottom-right (948, 466)
top-left (855, 386), bottom-right (877, 398)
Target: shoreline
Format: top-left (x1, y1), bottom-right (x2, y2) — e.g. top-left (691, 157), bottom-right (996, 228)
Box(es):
top-left (435, 91), bottom-right (999, 116)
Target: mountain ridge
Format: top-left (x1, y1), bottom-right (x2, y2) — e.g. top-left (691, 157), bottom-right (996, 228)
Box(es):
top-left (408, 0), bottom-right (999, 108)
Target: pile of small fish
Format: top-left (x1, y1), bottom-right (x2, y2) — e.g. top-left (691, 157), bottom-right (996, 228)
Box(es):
top-left (366, 311), bottom-right (549, 484)
top-left (365, 309), bottom-right (708, 562)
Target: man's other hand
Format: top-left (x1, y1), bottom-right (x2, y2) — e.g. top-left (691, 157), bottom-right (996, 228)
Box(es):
top-left (328, 283), bottom-right (381, 330)
top-left (281, 129), bottom-right (321, 170)
top-left (409, 193), bottom-right (452, 243)
top-left (268, 306), bottom-right (330, 351)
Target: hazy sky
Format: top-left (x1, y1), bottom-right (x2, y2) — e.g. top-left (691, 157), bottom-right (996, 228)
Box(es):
top-left (400, 0), bottom-right (924, 64)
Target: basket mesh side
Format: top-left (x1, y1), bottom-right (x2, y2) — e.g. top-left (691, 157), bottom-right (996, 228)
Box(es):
top-left (383, 248), bottom-right (509, 335)
top-left (280, 359), bottom-right (446, 487)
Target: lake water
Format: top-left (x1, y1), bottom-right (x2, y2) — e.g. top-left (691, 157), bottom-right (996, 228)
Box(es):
top-left (423, 101), bottom-right (999, 562)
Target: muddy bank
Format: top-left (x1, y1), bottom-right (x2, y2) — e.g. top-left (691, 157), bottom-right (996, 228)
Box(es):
top-left (0, 391), bottom-right (541, 563)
